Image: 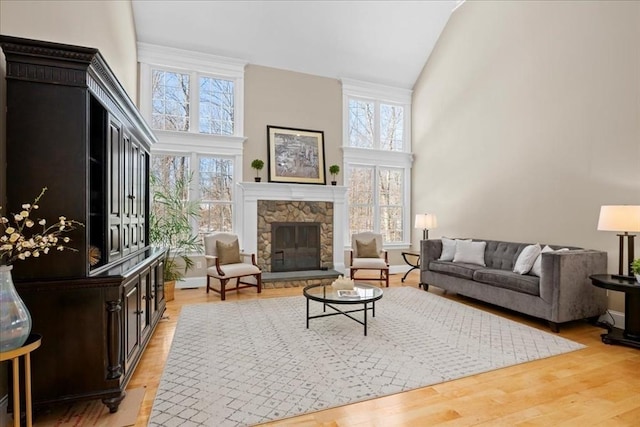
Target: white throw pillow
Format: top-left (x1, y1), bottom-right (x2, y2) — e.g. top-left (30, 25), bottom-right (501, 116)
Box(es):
top-left (530, 246), bottom-right (569, 277)
top-left (440, 238), bottom-right (472, 261)
top-left (453, 240), bottom-right (487, 266)
top-left (513, 243), bottom-right (542, 275)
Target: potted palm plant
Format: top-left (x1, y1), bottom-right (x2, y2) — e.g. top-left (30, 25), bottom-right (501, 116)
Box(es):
top-left (251, 159), bottom-right (264, 182)
top-left (149, 172), bottom-right (202, 301)
top-left (329, 164), bottom-right (340, 185)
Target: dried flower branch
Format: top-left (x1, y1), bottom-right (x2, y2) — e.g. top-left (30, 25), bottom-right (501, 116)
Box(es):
top-left (0, 187), bottom-right (84, 265)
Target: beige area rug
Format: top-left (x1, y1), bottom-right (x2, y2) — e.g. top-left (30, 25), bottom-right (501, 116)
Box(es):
top-left (150, 287), bottom-right (585, 426)
top-left (33, 387), bottom-right (145, 427)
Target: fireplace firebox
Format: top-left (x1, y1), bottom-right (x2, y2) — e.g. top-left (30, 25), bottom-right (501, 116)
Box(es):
top-left (271, 222), bottom-right (321, 272)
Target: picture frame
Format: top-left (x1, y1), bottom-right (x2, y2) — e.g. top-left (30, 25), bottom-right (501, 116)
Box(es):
top-left (267, 125), bottom-right (326, 185)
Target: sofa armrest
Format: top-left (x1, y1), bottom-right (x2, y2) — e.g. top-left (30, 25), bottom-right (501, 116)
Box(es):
top-left (420, 239), bottom-right (442, 272)
top-left (540, 249), bottom-right (608, 322)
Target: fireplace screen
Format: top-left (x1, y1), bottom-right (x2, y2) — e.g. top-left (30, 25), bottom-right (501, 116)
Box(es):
top-left (271, 222), bottom-right (321, 272)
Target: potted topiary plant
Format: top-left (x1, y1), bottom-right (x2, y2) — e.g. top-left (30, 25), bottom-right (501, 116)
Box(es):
top-left (251, 159), bottom-right (264, 182)
top-left (329, 164), bottom-right (340, 185)
top-left (632, 258), bottom-right (640, 283)
top-left (149, 172), bottom-right (202, 301)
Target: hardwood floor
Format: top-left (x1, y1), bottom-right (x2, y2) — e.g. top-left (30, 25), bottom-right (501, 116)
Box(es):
top-left (129, 272), bottom-right (640, 426)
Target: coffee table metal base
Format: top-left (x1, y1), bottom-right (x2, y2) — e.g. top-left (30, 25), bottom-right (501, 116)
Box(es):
top-left (306, 299), bottom-right (376, 336)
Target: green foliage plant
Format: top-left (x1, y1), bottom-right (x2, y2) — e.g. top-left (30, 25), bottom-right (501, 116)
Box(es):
top-left (632, 258), bottom-right (640, 275)
top-left (329, 164), bottom-right (340, 183)
top-left (149, 172), bottom-right (202, 282)
top-left (251, 159), bottom-right (264, 177)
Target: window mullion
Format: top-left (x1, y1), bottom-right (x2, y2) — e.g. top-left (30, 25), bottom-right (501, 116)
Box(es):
top-left (190, 71), bottom-right (199, 134)
top-left (374, 100), bottom-right (381, 150)
top-left (373, 165), bottom-right (380, 233)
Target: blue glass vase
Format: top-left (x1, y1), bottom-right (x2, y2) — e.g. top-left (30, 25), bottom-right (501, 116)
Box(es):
top-left (0, 265), bottom-right (32, 352)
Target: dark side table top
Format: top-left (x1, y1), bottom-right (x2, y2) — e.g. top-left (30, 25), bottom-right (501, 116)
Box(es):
top-left (590, 274), bottom-right (640, 294)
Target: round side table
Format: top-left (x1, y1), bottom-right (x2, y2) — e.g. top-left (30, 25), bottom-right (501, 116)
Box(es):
top-left (0, 334), bottom-right (42, 427)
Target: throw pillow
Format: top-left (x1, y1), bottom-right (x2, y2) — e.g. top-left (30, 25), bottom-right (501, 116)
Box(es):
top-left (439, 238), bottom-right (472, 261)
top-left (453, 240), bottom-right (487, 266)
top-left (513, 243), bottom-right (542, 275)
top-left (530, 246), bottom-right (569, 277)
top-left (356, 238), bottom-right (379, 258)
top-left (216, 239), bottom-right (241, 265)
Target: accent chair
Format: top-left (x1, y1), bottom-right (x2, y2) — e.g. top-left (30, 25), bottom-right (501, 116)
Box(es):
top-left (204, 232), bottom-right (262, 300)
top-left (349, 231), bottom-right (389, 287)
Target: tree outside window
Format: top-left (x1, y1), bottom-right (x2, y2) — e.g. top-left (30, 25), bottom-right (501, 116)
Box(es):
top-left (151, 69), bottom-right (236, 137)
top-left (198, 156), bottom-right (233, 233)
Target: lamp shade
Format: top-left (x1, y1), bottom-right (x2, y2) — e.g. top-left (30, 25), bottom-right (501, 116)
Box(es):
top-left (415, 213), bottom-right (438, 230)
top-left (597, 205), bottom-right (640, 232)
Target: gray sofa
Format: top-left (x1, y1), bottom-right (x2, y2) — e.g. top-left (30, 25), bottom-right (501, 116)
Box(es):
top-left (420, 239), bottom-right (608, 331)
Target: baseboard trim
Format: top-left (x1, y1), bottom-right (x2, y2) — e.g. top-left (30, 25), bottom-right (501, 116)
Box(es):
top-left (600, 310), bottom-right (625, 329)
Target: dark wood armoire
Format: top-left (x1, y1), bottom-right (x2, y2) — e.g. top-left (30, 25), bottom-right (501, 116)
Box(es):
top-left (0, 35), bottom-right (166, 413)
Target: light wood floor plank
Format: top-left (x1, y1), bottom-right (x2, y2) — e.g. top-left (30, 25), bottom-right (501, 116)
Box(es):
top-left (129, 271), bottom-right (640, 426)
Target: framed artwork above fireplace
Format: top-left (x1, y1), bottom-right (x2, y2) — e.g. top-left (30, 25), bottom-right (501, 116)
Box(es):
top-left (267, 125), bottom-right (326, 185)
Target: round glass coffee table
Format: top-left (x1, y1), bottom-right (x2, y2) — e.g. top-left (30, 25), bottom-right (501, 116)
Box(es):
top-left (303, 282), bottom-right (383, 336)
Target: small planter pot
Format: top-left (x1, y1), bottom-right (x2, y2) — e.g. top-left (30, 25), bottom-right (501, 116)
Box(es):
top-left (636, 274), bottom-right (640, 284)
top-left (254, 177), bottom-right (262, 182)
top-left (331, 181), bottom-right (337, 186)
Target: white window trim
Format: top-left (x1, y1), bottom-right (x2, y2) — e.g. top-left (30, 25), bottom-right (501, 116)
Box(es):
top-left (341, 78), bottom-right (413, 249)
top-left (138, 42), bottom-right (246, 137)
top-left (139, 43), bottom-right (248, 234)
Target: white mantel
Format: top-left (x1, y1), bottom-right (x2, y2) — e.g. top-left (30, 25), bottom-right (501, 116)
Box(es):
top-left (237, 182), bottom-right (348, 273)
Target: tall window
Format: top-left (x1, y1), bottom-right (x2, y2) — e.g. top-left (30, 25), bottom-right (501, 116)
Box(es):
top-left (150, 70), bottom-right (235, 136)
top-left (151, 154), bottom-right (234, 235)
top-left (152, 70), bottom-right (190, 131)
top-left (343, 79), bottom-right (412, 247)
top-left (199, 77), bottom-right (234, 135)
top-left (198, 156), bottom-right (233, 232)
top-left (139, 43), bottom-right (246, 238)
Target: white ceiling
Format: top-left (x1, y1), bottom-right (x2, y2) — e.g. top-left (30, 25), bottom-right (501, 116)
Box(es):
top-left (131, 1), bottom-right (457, 89)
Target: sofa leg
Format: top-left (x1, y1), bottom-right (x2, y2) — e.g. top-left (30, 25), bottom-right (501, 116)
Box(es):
top-left (420, 283), bottom-right (429, 291)
top-left (548, 321), bottom-right (560, 333)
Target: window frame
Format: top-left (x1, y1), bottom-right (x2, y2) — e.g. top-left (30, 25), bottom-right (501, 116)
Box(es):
top-left (341, 79), bottom-right (413, 249)
top-left (139, 43), bottom-right (248, 238)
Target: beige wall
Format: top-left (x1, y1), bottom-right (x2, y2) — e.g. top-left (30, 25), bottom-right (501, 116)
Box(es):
top-left (243, 64), bottom-right (343, 182)
top-left (412, 1), bottom-right (640, 312)
top-left (0, 0), bottom-right (138, 101)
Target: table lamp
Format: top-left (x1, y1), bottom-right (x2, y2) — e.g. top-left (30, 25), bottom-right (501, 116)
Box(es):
top-left (415, 213), bottom-right (437, 240)
top-left (597, 205), bottom-right (640, 278)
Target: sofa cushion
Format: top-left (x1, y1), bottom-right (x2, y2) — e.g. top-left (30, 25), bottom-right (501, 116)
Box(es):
top-left (473, 268), bottom-right (540, 296)
top-left (429, 260), bottom-right (485, 279)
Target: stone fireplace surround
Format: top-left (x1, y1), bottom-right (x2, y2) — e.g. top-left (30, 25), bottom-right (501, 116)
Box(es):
top-left (237, 182), bottom-right (347, 275)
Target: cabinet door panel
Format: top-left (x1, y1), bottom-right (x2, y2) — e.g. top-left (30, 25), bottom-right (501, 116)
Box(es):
top-left (108, 118), bottom-right (123, 262)
top-left (123, 278), bottom-right (140, 371)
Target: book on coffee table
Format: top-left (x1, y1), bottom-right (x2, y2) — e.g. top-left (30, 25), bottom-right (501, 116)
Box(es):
top-left (337, 290), bottom-right (360, 298)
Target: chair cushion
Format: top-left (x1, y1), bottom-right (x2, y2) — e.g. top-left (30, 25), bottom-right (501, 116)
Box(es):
top-left (352, 257), bottom-right (388, 269)
top-left (216, 239), bottom-right (241, 265)
top-left (356, 238), bottom-right (379, 258)
top-left (208, 263), bottom-right (260, 279)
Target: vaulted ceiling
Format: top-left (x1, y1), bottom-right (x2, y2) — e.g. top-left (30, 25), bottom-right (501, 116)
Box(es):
top-left (131, 1), bottom-right (457, 89)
